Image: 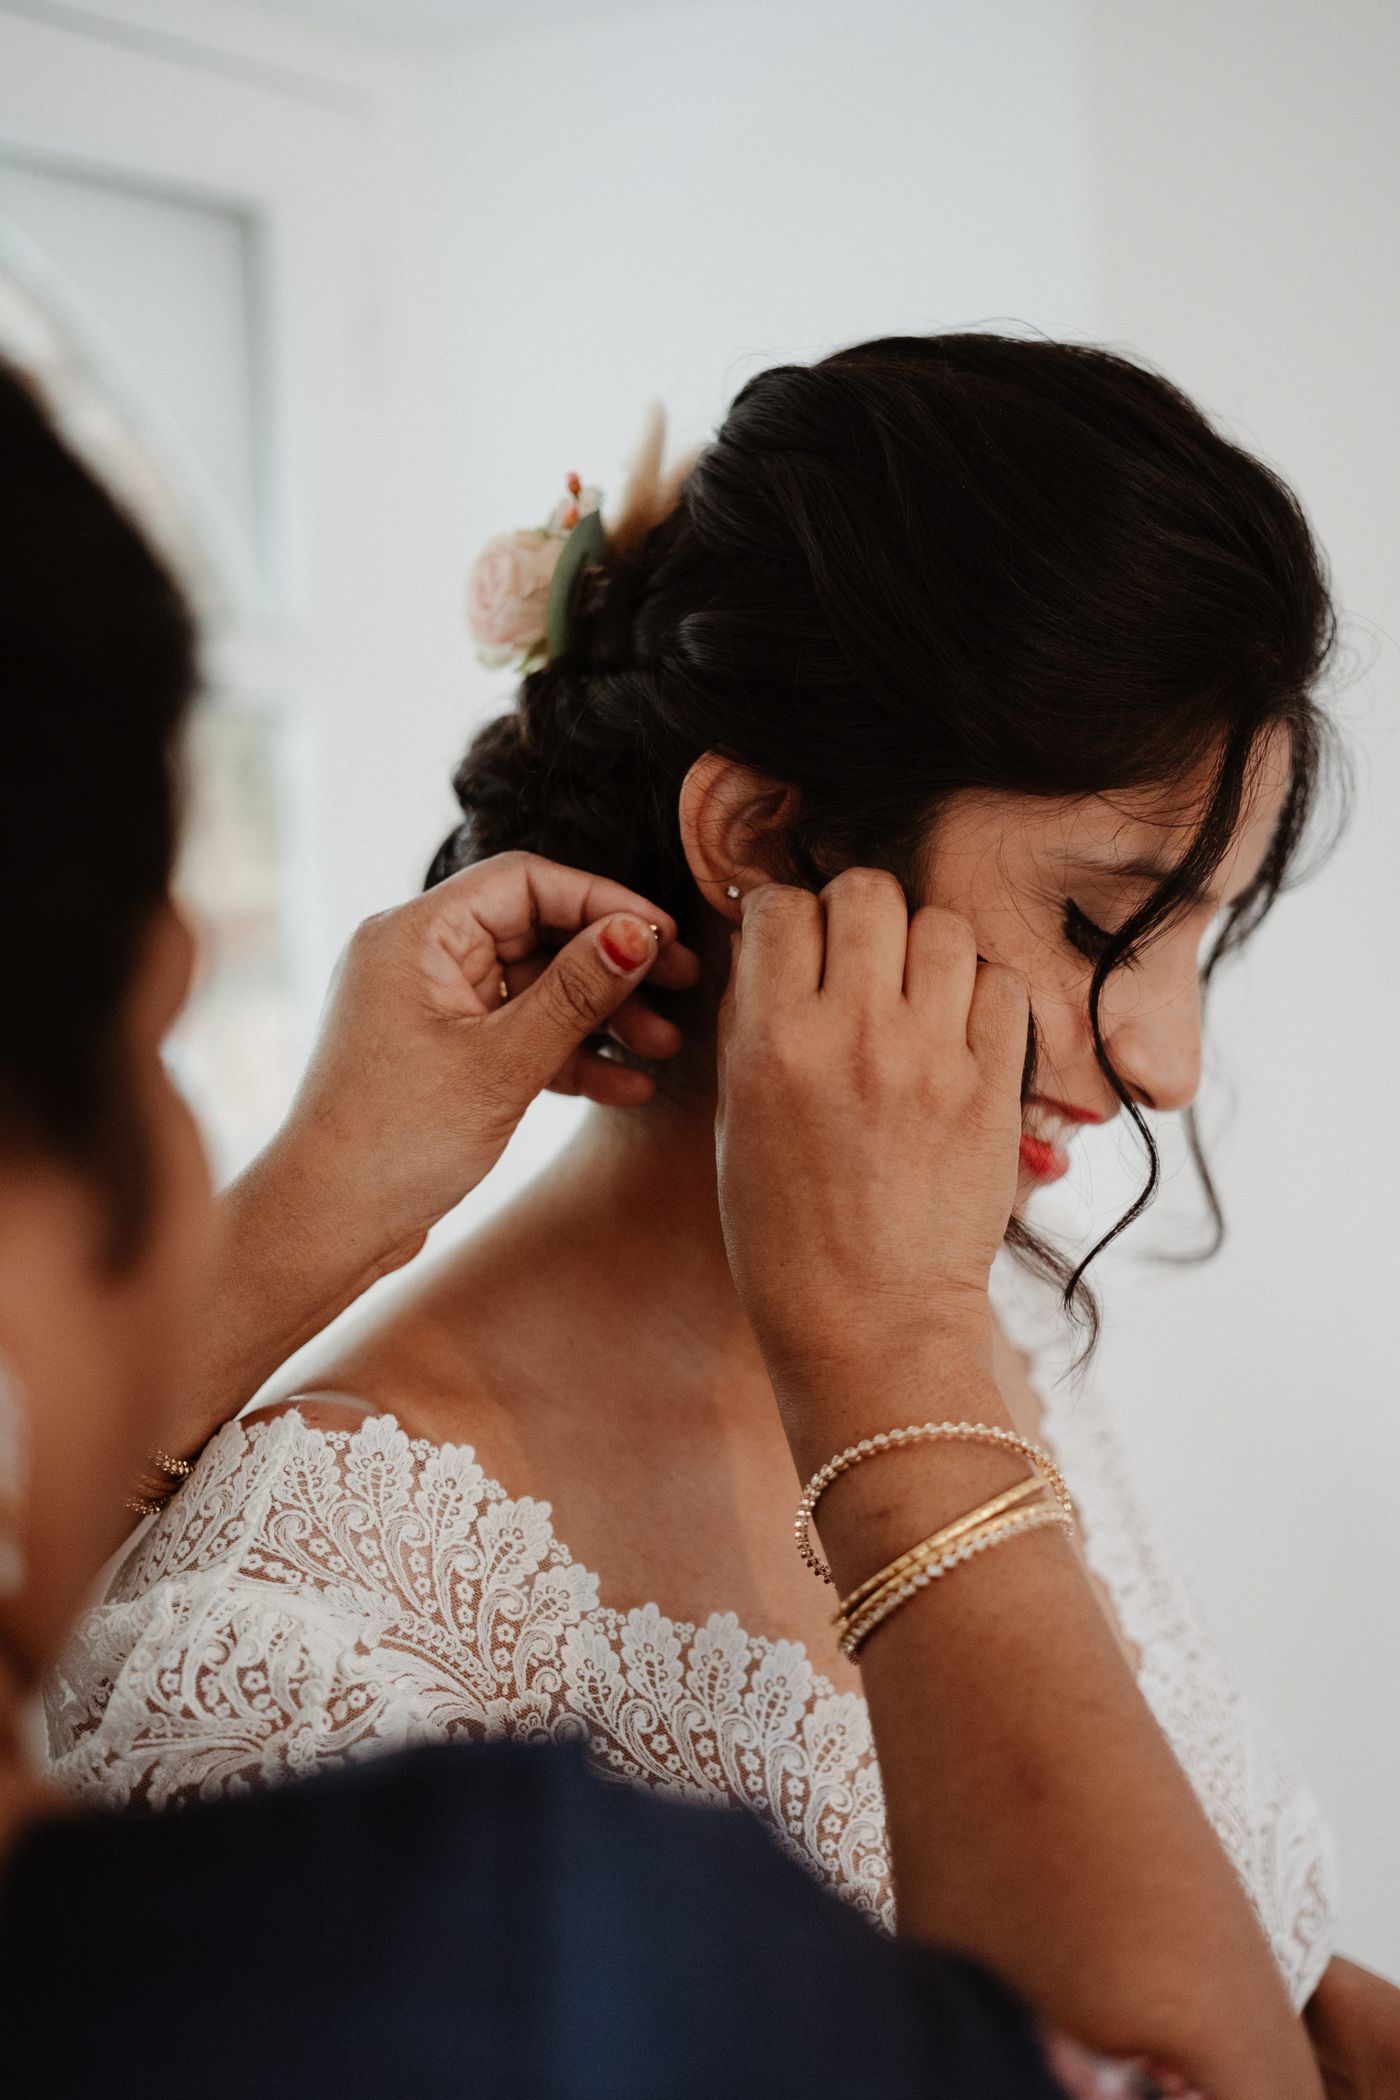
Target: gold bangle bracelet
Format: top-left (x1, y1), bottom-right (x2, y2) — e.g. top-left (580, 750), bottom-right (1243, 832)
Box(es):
top-left (833, 1474), bottom-right (1051, 1625)
top-left (839, 1497), bottom-right (1067, 1636)
top-left (794, 1420), bottom-right (1074, 1584)
top-left (839, 1503), bottom-right (1073, 1658)
top-left (840, 1508), bottom-right (1071, 1658)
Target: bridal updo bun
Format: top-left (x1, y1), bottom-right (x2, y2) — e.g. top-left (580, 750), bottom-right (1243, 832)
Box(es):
top-left (430, 332), bottom-right (1339, 1319)
top-left (430, 333), bottom-right (1334, 940)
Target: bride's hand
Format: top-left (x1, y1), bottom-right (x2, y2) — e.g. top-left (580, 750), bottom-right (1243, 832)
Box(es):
top-left (263, 851), bottom-right (700, 1276)
top-left (715, 869), bottom-right (1027, 1436)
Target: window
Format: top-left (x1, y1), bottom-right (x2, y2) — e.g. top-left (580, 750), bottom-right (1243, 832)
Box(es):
top-left (0, 152), bottom-right (298, 1179)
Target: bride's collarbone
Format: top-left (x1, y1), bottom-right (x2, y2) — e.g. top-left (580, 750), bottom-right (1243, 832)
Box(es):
top-left (259, 1287), bottom-right (1039, 1683)
top-left (265, 1353), bottom-right (856, 1679)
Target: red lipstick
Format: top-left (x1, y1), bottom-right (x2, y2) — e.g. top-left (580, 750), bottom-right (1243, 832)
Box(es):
top-left (1019, 1134), bottom-right (1070, 1183)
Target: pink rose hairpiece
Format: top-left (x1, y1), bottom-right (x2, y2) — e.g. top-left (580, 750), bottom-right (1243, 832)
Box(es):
top-left (466, 471), bottom-right (606, 673)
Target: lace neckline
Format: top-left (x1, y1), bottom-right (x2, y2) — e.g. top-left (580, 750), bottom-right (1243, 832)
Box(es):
top-left (251, 1252), bottom-right (1067, 1706)
top-left (55, 1248), bottom-right (1337, 2007)
top-left (239, 1406), bottom-right (856, 1712)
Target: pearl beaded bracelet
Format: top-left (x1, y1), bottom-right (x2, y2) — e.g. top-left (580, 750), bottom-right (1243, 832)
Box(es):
top-left (793, 1420), bottom-right (1074, 1585)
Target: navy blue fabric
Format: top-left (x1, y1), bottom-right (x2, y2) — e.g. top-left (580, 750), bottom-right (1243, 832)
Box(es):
top-left (1, 1740), bottom-right (1064, 2098)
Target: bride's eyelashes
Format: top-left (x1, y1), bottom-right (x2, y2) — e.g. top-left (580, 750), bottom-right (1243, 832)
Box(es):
top-left (1062, 899), bottom-right (1115, 963)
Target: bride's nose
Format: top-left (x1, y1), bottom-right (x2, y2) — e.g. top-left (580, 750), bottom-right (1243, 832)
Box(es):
top-left (1100, 967), bottom-right (1203, 1115)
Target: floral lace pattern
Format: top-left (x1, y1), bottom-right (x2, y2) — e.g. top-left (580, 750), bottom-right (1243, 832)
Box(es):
top-left (47, 1411), bottom-right (891, 1922)
top-left (46, 1257), bottom-right (1336, 2004)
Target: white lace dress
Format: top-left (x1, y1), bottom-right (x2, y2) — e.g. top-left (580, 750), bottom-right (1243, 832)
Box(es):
top-left (45, 1257), bottom-right (1337, 2010)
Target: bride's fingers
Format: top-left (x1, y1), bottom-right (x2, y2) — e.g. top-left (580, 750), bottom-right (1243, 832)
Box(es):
top-left (902, 904), bottom-right (979, 1031)
top-left (818, 868), bottom-right (910, 1006)
top-left (733, 884), bottom-right (825, 1012)
top-left (966, 958), bottom-right (1030, 1085)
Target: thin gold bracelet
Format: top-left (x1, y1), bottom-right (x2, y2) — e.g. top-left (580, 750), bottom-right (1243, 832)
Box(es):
top-left (794, 1420), bottom-right (1074, 1584)
top-left (839, 1503), bottom-right (1073, 1658)
top-left (838, 1495), bottom-right (1068, 1637)
top-left (833, 1474), bottom-right (1050, 1625)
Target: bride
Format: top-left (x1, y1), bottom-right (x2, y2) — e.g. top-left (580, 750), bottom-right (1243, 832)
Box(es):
top-left (52, 333), bottom-right (1341, 2014)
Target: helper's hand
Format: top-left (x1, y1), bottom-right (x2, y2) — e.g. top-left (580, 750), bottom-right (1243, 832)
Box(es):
top-left (153, 854), bottom-right (698, 1472)
top-left (714, 870), bottom-right (1026, 1415)
top-left (272, 850), bottom-right (700, 1275)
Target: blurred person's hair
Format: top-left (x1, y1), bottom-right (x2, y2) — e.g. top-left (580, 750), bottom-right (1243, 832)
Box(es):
top-left (429, 333), bottom-right (1341, 1340)
top-left (0, 359), bottom-right (197, 1256)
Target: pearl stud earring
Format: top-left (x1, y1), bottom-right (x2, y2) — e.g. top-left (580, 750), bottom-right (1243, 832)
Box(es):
top-left (725, 884), bottom-right (741, 900)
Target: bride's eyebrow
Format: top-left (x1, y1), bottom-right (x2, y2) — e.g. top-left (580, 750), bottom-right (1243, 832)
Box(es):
top-left (1067, 852), bottom-right (1219, 908)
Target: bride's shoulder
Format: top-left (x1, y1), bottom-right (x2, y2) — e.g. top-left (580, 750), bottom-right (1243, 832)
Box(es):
top-left (255, 1241), bottom-right (515, 1450)
top-left (243, 1289), bottom-right (573, 1541)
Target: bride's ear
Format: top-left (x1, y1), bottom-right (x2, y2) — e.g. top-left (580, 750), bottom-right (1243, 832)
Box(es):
top-left (678, 754), bottom-right (799, 922)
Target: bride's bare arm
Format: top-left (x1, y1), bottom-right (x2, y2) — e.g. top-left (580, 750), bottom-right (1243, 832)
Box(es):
top-left (149, 853), bottom-right (698, 1475)
top-left (715, 871), bottom-right (1322, 2100)
top-left (1305, 1956), bottom-right (1400, 2097)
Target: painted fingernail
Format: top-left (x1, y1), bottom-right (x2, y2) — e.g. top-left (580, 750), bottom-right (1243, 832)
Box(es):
top-left (599, 916), bottom-right (653, 973)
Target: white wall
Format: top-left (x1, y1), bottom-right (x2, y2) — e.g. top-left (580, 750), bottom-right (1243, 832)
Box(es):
top-left (416, 0), bottom-right (1093, 582)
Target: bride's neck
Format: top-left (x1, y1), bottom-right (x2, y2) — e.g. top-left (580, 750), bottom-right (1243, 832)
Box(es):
top-left (555, 1092), bottom-right (735, 1292)
top-left (507, 1087), bottom-right (768, 1388)
top-left (425, 1060), bottom-right (776, 1419)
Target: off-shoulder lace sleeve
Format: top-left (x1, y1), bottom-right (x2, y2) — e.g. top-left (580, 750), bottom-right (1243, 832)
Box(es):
top-left (45, 1410), bottom-right (891, 1932)
top-left (46, 1412), bottom-right (600, 1808)
top-left (47, 1275), bottom-right (1339, 2014)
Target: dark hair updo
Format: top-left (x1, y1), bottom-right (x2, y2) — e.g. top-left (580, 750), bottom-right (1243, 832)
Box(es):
top-left (430, 332), bottom-right (1338, 1325)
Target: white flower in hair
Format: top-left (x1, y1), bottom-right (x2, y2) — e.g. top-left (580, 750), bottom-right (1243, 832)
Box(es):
top-left (466, 473), bottom-right (603, 671)
top-left (465, 409), bottom-right (696, 674)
